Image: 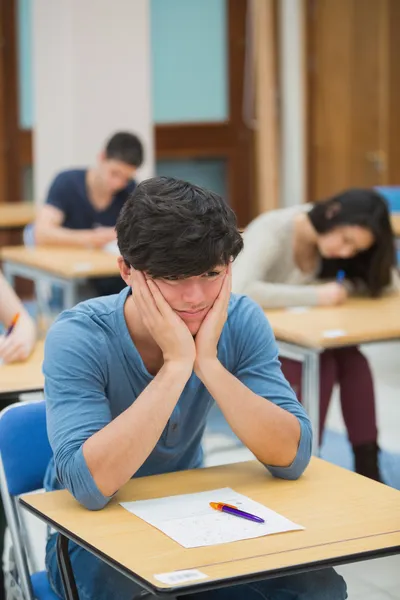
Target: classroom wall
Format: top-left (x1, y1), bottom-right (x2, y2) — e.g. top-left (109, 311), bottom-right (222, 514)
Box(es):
top-left (23, 0), bottom-right (228, 202)
top-left (278, 0), bottom-right (306, 208)
top-left (151, 0), bottom-right (228, 123)
top-left (32, 0), bottom-right (154, 203)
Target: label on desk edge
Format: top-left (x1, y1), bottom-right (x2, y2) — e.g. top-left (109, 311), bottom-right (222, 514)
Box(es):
top-left (154, 569), bottom-right (208, 585)
top-left (286, 306), bottom-right (309, 314)
top-left (73, 262), bottom-right (93, 272)
top-left (322, 329), bottom-right (347, 338)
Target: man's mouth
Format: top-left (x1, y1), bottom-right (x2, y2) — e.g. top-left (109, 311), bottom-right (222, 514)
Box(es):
top-left (176, 307), bottom-right (208, 318)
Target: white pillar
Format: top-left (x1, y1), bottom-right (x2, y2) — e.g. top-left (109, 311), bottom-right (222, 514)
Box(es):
top-left (32, 0), bottom-right (154, 204)
top-left (279, 0), bottom-right (306, 207)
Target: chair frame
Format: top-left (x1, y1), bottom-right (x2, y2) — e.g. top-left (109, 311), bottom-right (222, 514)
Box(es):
top-left (0, 401), bottom-right (46, 600)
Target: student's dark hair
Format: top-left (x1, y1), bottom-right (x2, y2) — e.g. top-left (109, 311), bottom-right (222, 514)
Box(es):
top-left (116, 176), bottom-right (243, 278)
top-left (308, 188), bottom-right (395, 296)
top-left (104, 131), bottom-right (144, 167)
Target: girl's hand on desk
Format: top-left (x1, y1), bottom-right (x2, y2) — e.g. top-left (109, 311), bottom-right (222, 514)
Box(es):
top-left (317, 282), bottom-right (348, 307)
top-left (89, 227), bottom-right (116, 248)
top-left (132, 270), bottom-right (196, 373)
top-left (0, 313), bottom-right (36, 364)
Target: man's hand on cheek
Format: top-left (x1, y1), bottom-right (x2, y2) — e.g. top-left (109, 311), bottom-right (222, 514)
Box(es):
top-left (194, 264), bottom-right (231, 379)
top-left (132, 270), bottom-right (196, 373)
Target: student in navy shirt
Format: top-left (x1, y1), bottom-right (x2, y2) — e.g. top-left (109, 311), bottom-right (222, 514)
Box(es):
top-left (35, 131), bottom-right (143, 295)
top-left (43, 177), bottom-right (347, 600)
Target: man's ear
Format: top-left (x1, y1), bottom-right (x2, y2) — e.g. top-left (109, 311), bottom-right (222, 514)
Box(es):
top-left (118, 257), bottom-right (133, 286)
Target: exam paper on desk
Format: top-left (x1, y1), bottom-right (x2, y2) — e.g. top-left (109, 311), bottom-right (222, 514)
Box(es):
top-left (120, 487), bottom-right (304, 548)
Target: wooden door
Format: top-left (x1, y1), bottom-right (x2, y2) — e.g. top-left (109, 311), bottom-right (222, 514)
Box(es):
top-left (307, 0), bottom-right (400, 202)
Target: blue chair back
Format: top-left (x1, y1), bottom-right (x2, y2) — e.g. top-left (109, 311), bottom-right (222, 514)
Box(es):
top-left (0, 401), bottom-right (56, 600)
top-left (375, 186), bottom-right (400, 213)
top-left (0, 401), bottom-right (52, 496)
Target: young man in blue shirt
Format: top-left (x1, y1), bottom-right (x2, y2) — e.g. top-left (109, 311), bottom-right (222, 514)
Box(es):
top-left (43, 177), bottom-right (347, 599)
top-left (34, 131), bottom-right (143, 296)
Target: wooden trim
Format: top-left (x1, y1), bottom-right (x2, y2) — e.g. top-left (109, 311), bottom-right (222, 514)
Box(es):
top-left (227, 0), bottom-right (254, 226)
top-left (388, 0), bottom-right (400, 182)
top-left (300, 0), bottom-right (308, 203)
top-left (19, 130), bottom-right (33, 167)
top-left (252, 0), bottom-right (279, 214)
top-left (155, 122), bottom-right (232, 159)
top-left (305, 0), bottom-right (316, 202)
top-left (0, 4), bottom-right (6, 204)
top-left (379, 0), bottom-right (389, 186)
top-left (0, 0), bottom-right (21, 203)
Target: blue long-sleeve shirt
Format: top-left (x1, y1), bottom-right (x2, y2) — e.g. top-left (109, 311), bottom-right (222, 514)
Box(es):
top-left (43, 288), bottom-right (312, 510)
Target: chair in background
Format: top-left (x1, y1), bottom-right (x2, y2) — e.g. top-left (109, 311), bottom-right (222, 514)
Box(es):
top-left (0, 401), bottom-right (57, 600)
top-left (375, 186), bottom-right (400, 213)
top-left (375, 186), bottom-right (400, 265)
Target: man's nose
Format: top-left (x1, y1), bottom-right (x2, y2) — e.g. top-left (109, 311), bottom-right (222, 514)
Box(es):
top-left (181, 281), bottom-right (206, 305)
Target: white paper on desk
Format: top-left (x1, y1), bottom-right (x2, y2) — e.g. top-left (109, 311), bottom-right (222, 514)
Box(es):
top-left (103, 240), bottom-right (120, 255)
top-left (120, 487), bottom-right (304, 548)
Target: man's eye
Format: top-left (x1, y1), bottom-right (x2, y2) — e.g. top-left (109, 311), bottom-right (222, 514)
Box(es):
top-left (204, 271), bottom-right (221, 278)
top-left (162, 275), bottom-right (181, 281)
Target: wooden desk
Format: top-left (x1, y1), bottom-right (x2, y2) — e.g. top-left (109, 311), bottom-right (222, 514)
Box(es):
top-left (0, 246), bottom-right (120, 309)
top-left (265, 295), bottom-right (400, 452)
top-left (0, 203), bottom-right (35, 229)
top-left (0, 341), bottom-right (44, 399)
top-left (20, 459), bottom-right (400, 599)
top-left (391, 214), bottom-right (400, 237)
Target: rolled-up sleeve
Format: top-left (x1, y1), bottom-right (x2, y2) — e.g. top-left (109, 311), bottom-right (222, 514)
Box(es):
top-left (231, 297), bottom-right (313, 479)
top-left (44, 314), bottom-right (114, 510)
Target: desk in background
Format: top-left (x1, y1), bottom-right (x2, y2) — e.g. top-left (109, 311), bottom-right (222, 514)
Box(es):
top-left (0, 341), bottom-right (44, 401)
top-left (391, 214), bottom-right (400, 237)
top-left (266, 294), bottom-right (400, 452)
top-left (1, 246), bottom-right (120, 309)
top-left (0, 203), bottom-right (35, 230)
top-left (20, 458), bottom-right (400, 599)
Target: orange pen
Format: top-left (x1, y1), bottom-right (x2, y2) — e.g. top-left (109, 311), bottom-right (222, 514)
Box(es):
top-left (6, 312), bottom-right (20, 337)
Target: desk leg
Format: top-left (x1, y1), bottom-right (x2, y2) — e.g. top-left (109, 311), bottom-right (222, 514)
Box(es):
top-left (63, 282), bottom-right (80, 310)
top-left (301, 351), bottom-right (320, 455)
top-left (2, 262), bottom-right (16, 289)
top-left (56, 534), bottom-right (79, 600)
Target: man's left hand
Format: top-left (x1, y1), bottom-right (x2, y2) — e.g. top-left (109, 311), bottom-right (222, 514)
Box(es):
top-left (194, 264), bottom-right (231, 378)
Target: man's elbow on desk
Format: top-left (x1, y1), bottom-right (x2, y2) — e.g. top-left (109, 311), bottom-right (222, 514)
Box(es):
top-left (263, 418), bottom-right (313, 481)
top-left (56, 446), bottom-right (115, 511)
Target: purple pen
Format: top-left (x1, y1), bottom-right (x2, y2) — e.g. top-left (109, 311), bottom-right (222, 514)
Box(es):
top-left (210, 502), bottom-right (265, 523)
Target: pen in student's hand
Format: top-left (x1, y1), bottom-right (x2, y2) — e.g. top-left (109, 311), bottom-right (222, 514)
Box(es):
top-left (5, 312), bottom-right (20, 337)
top-left (210, 502), bottom-right (265, 523)
top-left (336, 270), bottom-right (345, 284)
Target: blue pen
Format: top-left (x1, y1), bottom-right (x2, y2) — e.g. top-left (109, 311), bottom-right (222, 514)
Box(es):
top-left (336, 270), bottom-right (345, 283)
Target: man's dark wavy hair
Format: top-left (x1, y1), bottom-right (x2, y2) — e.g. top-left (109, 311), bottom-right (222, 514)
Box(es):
top-left (116, 176), bottom-right (243, 278)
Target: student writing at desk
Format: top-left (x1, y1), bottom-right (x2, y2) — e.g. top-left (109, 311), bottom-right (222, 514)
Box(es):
top-left (232, 189), bottom-right (398, 482)
top-left (34, 131), bottom-right (143, 296)
top-left (0, 269), bottom-right (37, 599)
top-left (0, 269), bottom-right (36, 364)
top-left (43, 178), bottom-right (346, 599)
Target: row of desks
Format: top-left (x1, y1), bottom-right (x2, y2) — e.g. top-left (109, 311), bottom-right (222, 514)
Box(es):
top-left (2, 204), bottom-right (400, 234)
top-left (1, 269), bottom-right (400, 452)
top-left (0, 203), bottom-right (36, 229)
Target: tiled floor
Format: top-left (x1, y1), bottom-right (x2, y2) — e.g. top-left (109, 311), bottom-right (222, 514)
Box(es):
top-left (5, 342), bottom-right (400, 599)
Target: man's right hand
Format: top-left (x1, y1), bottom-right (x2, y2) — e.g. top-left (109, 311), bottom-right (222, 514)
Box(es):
top-left (132, 270), bottom-right (196, 372)
top-left (317, 282), bottom-right (348, 306)
top-left (89, 227), bottom-right (117, 248)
